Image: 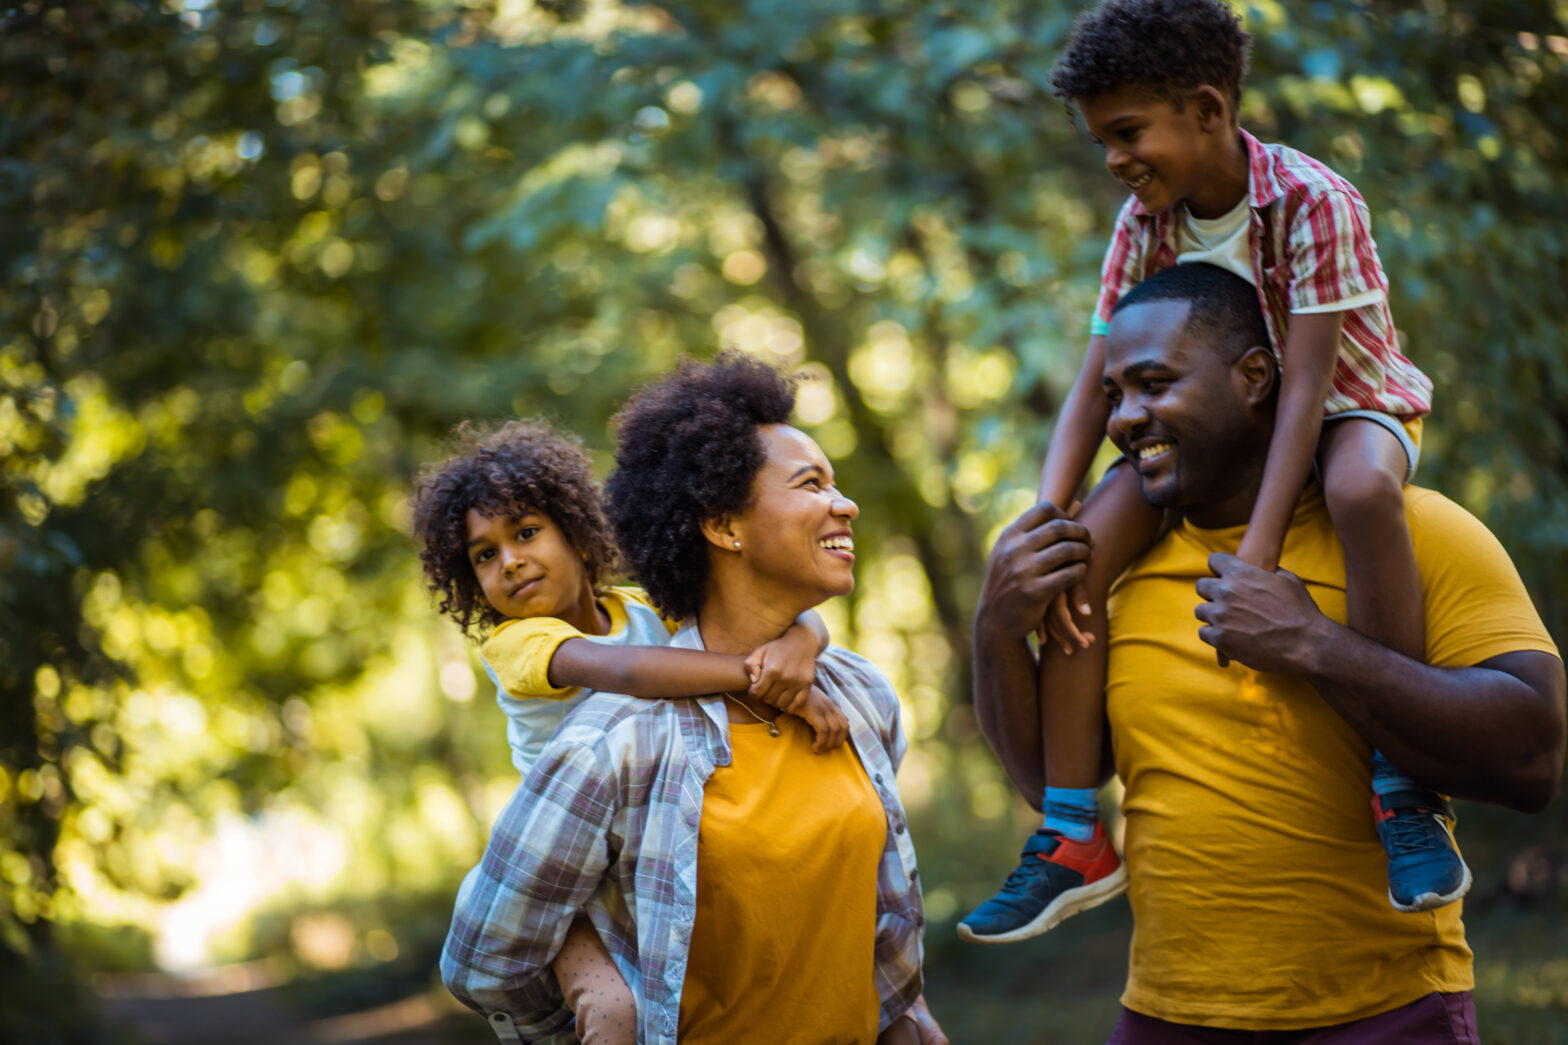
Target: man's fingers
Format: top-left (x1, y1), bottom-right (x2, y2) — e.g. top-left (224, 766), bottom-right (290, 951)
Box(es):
top-left (1012, 516), bottom-right (1093, 554)
top-left (1207, 551), bottom-right (1242, 576)
top-left (1194, 576), bottom-right (1219, 602)
top-left (1197, 624), bottom-right (1219, 649)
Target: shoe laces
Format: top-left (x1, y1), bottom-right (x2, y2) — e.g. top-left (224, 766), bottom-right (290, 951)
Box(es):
top-left (1384, 811), bottom-right (1447, 856)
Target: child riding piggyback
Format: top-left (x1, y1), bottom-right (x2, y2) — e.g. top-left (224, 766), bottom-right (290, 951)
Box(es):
top-left (411, 419), bottom-right (848, 1043)
top-left (961, 0), bottom-right (1466, 946)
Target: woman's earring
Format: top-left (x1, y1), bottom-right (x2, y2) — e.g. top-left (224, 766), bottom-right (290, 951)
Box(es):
top-left (732, 540), bottom-right (741, 550)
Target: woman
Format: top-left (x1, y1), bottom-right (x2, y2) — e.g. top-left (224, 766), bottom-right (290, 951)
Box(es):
top-left (441, 354), bottom-right (944, 1044)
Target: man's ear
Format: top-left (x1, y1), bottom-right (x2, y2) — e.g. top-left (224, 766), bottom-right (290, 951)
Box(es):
top-left (1234, 345), bottom-right (1278, 406)
top-left (698, 514), bottom-right (739, 553)
top-left (1193, 84), bottom-right (1230, 134)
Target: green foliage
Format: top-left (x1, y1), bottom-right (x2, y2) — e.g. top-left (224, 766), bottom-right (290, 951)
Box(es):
top-left (2, 0), bottom-right (1565, 1038)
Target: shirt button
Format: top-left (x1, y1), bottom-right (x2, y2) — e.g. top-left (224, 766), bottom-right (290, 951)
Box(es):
top-left (894, 822), bottom-right (905, 835)
top-left (908, 869), bottom-right (918, 883)
top-left (874, 773), bottom-right (883, 785)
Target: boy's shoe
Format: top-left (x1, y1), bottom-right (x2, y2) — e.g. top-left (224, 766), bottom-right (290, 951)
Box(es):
top-left (957, 823), bottom-right (1127, 944)
top-left (1373, 789), bottom-right (1472, 912)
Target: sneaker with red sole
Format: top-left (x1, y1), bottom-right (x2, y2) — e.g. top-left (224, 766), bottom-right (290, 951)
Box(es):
top-left (1374, 789), bottom-right (1472, 912)
top-left (956, 822), bottom-right (1127, 944)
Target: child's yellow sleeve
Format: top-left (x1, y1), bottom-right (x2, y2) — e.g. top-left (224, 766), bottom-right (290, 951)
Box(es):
top-left (613, 585), bottom-right (680, 636)
top-left (481, 617), bottom-right (585, 700)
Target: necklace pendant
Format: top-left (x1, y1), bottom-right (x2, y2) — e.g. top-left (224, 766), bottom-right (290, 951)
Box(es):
top-left (767, 721), bottom-right (780, 737)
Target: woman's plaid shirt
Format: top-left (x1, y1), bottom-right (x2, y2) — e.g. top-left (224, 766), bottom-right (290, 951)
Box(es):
top-left (440, 625), bottom-right (926, 1044)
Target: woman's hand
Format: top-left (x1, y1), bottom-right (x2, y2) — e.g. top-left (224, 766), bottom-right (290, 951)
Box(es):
top-left (877, 995), bottom-right (949, 1044)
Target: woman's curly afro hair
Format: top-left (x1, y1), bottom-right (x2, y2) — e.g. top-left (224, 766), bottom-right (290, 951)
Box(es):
top-left (604, 352), bottom-right (796, 622)
top-left (409, 418), bottom-right (617, 636)
top-left (1051, 0), bottom-right (1252, 109)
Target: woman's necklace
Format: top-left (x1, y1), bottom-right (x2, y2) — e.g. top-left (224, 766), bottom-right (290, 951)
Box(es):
top-left (722, 691), bottom-right (780, 737)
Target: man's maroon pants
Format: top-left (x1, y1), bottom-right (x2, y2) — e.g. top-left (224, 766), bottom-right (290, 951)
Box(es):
top-left (1107, 991), bottom-right (1479, 1044)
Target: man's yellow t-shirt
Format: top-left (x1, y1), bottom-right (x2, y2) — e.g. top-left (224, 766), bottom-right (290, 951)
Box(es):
top-left (1106, 485), bottom-right (1558, 1029)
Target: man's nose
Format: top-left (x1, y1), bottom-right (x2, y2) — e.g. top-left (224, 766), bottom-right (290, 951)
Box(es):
top-left (1109, 394), bottom-right (1148, 439)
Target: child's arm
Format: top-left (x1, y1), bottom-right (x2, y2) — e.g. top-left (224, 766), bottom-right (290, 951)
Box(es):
top-left (546, 639), bottom-right (753, 697)
top-left (745, 610), bottom-right (850, 752)
top-left (1038, 334), bottom-right (1111, 652)
top-left (1235, 311), bottom-right (1343, 573)
top-left (543, 625), bottom-right (850, 752)
top-left (1039, 334), bottom-right (1112, 507)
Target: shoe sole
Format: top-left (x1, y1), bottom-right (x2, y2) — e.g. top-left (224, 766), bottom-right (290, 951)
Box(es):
top-left (1389, 863), bottom-right (1473, 913)
top-left (956, 865), bottom-right (1129, 945)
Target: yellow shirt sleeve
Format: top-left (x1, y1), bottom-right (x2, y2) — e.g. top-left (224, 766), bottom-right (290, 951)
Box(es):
top-left (613, 585), bottom-right (680, 636)
top-left (481, 617), bottom-right (586, 701)
top-left (1409, 488), bottom-right (1560, 666)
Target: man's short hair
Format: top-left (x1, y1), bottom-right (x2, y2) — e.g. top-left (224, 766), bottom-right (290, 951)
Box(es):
top-left (1111, 262), bottom-right (1269, 363)
top-left (1051, 0), bottom-right (1252, 110)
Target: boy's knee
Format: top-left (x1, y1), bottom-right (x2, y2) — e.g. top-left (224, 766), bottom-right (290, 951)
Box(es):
top-left (1324, 457), bottom-right (1406, 527)
top-left (572, 986), bottom-right (638, 1045)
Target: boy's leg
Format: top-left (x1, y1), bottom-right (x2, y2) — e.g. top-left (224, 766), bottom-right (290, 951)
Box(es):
top-left (553, 912), bottom-right (637, 1045)
top-left (1320, 416), bottom-right (1469, 912)
top-left (959, 464), bottom-right (1163, 943)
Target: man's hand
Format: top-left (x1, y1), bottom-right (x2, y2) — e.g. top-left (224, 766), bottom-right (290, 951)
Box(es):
top-left (1194, 552), bottom-right (1331, 674)
top-left (976, 501), bottom-right (1094, 642)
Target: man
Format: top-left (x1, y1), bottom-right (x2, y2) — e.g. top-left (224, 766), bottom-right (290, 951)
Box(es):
top-left (973, 263), bottom-right (1565, 1042)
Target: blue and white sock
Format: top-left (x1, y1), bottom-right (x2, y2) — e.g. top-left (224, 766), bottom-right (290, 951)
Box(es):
top-left (1042, 786), bottom-right (1100, 842)
top-left (1371, 750), bottom-right (1418, 796)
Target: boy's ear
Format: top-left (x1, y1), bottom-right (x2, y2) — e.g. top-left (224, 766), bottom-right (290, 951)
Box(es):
top-left (1233, 345), bottom-right (1278, 406)
top-left (698, 514), bottom-right (739, 552)
top-left (1193, 85), bottom-right (1230, 133)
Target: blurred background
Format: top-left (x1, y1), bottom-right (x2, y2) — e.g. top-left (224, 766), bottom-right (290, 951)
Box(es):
top-left (3, 0), bottom-right (1565, 1041)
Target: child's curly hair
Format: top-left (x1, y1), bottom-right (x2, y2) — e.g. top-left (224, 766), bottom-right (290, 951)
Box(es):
top-left (1051, 0), bottom-right (1252, 110)
top-left (410, 419), bottom-right (617, 635)
top-left (604, 352), bottom-right (796, 622)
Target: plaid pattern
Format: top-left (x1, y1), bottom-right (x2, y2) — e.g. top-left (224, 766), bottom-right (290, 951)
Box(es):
top-left (441, 625), bottom-right (925, 1044)
top-left (1095, 130), bottom-right (1433, 419)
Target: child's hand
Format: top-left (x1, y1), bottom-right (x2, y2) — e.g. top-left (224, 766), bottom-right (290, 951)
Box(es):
top-left (1040, 583), bottom-right (1095, 656)
top-left (745, 626), bottom-right (820, 710)
top-left (795, 687), bottom-right (849, 753)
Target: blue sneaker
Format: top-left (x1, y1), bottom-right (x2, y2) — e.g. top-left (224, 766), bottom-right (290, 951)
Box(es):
top-left (957, 823), bottom-right (1127, 944)
top-left (1373, 789), bottom-right (1472, 912)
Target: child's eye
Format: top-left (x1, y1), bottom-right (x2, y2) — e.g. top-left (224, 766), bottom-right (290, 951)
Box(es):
top-left (473, 548), bottom-right (494, 565)
top-left (518, 526), bottom-right (540, 540)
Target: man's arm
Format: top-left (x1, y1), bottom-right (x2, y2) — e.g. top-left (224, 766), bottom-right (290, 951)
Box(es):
top-left (971, 503), bottom-right (1095, 803)
top-left (1196, 553), bottom-right (1567, 811)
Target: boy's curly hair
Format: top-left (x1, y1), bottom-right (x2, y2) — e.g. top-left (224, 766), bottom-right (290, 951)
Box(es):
top-left (604, 352), bottom-right (796, 622)
top-left (409, 419), bottom-right (617, 635)
top-left (1051, 0), bottom-right (1252, 109)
